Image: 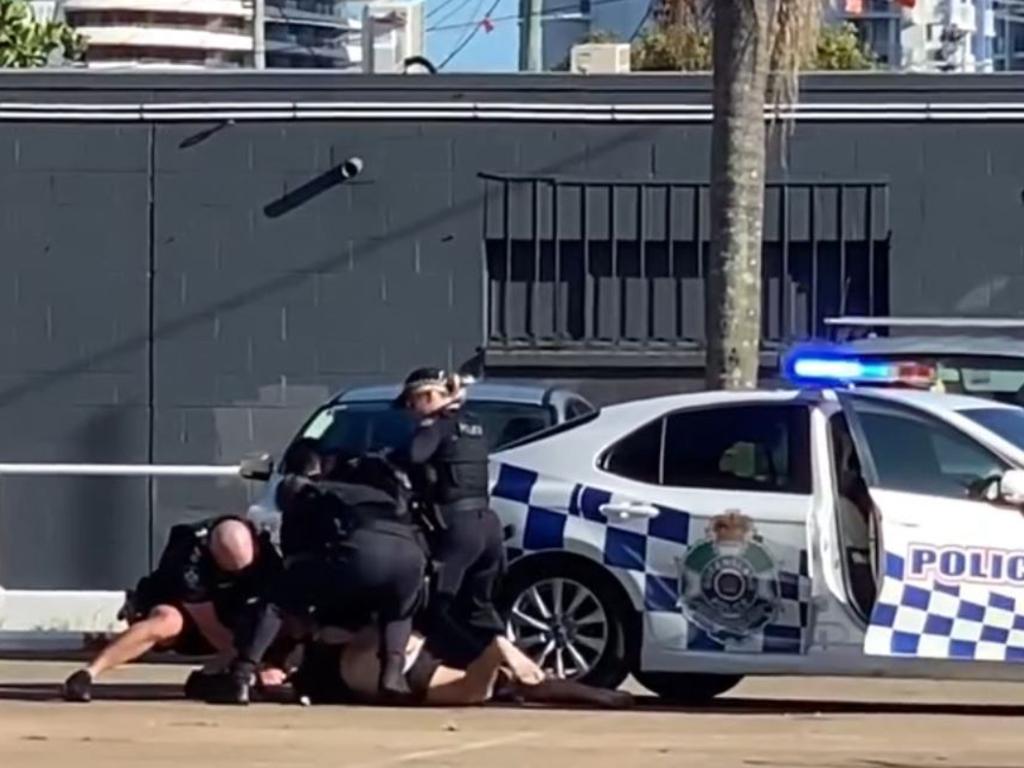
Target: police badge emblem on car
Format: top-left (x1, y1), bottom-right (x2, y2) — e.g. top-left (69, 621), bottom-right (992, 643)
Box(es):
top-left (676, 511), bottom-right (781, 644)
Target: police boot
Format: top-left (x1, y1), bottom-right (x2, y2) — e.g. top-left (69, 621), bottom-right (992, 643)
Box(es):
top-left (184, 670), bottom-right (217, 700)
top-left (378, 652), bottom-right (412, 704)
top-left (62, 669), bottom-right (93, 703)
top-left (204, 663), bottom-right (253, 706)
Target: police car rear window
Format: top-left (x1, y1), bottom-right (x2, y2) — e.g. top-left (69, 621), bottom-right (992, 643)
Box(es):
top-left (498, 409), bottom-right (602, 452)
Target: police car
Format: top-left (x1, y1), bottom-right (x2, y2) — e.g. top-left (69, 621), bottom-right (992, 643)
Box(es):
top-left (491, 354), bottom-right (1024, 702)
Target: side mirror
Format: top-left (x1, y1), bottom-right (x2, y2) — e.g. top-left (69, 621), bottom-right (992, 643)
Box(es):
top-left (999, 469), bottom-right (1024, 506)
top-left (239, 453), bottom-right (274, 482)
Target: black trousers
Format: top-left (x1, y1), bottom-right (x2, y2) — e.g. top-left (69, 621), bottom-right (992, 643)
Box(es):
top-left (424, 505), bottom-right (507, 667)
top-left (235, 527), bottom-right (426, 675)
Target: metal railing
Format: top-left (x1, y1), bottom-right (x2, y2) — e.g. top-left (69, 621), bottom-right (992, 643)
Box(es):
top-left (0, 460), bottom-right (265, 647)
top-left (481, 173), bottom-right (891, 352)
top-left (0, 463), bottom-right (241, 478)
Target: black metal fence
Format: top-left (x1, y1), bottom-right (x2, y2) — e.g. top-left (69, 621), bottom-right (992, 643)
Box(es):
top-left (481, 174), bottom-right (891, 352)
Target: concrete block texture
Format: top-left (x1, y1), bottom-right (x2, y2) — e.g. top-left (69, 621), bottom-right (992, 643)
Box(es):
top-left (2, 72), bottom-right (1024, 587)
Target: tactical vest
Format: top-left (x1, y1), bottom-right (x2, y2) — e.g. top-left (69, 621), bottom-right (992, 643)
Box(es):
top-left (430, 412), bottom-right (490, 506)
top-left (278, 455), bottom-right (419, 559)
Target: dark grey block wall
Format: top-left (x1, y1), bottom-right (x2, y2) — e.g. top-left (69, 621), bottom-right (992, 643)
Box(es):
top-left (3, 72), bottom-right (1024, 590)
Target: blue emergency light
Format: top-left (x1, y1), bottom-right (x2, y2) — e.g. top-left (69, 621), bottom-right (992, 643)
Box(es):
top-left (790, 357), bottom-right (890, 381)
top-left (784, 349), bottom-right (936, 389)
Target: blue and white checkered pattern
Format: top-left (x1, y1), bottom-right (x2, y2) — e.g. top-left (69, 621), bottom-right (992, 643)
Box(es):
top-left (866, 551), bottom-right (1024, 662)
top-left (492, 463), bottom-right (812, 655)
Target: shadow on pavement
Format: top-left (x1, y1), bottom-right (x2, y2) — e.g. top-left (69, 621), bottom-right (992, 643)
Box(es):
top-left (0, 682), bottom-right (184, 703)
top-left (628, 694), bottom-right (1024, 717)
top-left (2, 684), bottom-right (1023, 717)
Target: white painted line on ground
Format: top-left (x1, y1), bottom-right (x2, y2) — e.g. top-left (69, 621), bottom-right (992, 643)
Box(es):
top-left (347, 732), bottom-right (537, 768)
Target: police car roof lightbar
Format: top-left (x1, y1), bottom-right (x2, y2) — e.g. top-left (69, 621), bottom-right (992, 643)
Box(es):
top-left (786, 354), bottom-right (937, 388)
top-left (824, 316), bottom-right (1024, 329)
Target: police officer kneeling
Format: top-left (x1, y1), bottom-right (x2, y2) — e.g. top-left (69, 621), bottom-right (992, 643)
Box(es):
top-left (216, 443), bottom-right (428, 704)
top-left (396, 368), bottom-right (507, 668)
top-left (63, 516), bottom-right (281, 703)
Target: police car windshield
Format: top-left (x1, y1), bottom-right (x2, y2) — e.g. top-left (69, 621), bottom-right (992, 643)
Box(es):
top-left (959, 407), bottom-right (1024, 450)
top-left (296, 400), bottom-right (556, 455)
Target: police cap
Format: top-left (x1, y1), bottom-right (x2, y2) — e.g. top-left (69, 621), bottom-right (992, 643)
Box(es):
top-left (395, 367), bottom-right (449, 407)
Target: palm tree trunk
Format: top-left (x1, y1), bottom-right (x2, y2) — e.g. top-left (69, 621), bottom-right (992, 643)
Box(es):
top-left (705, 0), bottom-right (770, 390)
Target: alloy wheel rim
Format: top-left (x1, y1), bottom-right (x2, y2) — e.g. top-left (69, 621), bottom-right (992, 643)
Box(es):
top-left (506, 577), bottom-right (609, 679)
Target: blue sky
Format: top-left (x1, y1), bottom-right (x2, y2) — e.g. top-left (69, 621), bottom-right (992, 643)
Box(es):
top-left (424, 0), bottom-right (521, 72)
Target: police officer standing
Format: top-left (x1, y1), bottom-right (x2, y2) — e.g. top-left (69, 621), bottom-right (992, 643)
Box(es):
top-left (397, 368), bottom-right (507, 667)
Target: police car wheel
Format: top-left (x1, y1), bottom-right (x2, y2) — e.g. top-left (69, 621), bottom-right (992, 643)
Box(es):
top-left (501, 558), bottom-right (630, 690)
top-left (633, 671), bottom-right (743, 704)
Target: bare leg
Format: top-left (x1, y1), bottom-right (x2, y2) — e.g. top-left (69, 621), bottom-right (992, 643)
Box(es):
top-left (86, 605), bottom-right (184, 678)
top-left (423, 640), bottom-right (505, 706)
top-left (64, 605), bottom-right (185, 702)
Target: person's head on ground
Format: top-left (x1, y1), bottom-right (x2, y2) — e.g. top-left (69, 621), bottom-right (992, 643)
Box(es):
top-left (209, 518), bottom-right (257, 572)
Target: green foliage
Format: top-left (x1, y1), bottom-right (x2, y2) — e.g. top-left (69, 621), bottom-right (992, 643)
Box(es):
top-left (631, 23), bottom-right (711, 71)
top-left (808, 22), bottom-right (877, 70)
top-left (0, 0), bottom-right (85, 68)
top-left (629, 21), bottom-right (876, 72)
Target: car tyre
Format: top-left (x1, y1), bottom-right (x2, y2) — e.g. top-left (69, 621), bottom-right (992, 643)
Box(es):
top-left (499, 557), bottom-right (632, 691)
top-left (633, 671), bottom-right (743, 704)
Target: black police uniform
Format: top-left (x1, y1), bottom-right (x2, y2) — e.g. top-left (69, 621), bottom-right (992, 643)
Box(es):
top-left (127, 515), bottom-right (282, 655)
top-left (222, 453), bottom-right (428, 703)
top-left (63, 516), bottom-right (282, 703)
top-left (403, 405), bottom-right (507, 667)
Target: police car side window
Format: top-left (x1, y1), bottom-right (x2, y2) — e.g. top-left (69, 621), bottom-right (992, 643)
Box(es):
top-left (853, 403), bottom-right (1007, 499)
top-left (662, 405), bottom-right (812, 494)
top-left (566, 399), bottom-right (592, 420)
top-left (601, 419), bottom-right (664, 484)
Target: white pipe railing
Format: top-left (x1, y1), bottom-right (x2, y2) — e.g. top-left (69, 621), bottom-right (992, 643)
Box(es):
top-left (825, 316), bottom-right (1024, 329)
top-left (0, 463), bottom-right (242, 477)
top-left (0, 461), bottom-right (266, 650)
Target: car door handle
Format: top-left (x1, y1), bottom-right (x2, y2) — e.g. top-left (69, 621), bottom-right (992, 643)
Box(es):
top-left (598, 502), bottom-right (660, 521)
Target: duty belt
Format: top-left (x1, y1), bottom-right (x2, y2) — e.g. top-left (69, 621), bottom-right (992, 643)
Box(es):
top-left (439, 498), bottom-right (489, 515)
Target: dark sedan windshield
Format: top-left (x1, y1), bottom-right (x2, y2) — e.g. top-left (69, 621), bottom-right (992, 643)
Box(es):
top-left (959, 407), bottom-right (1024, 449)
top-left (296, 399), bottom-right (557, 456)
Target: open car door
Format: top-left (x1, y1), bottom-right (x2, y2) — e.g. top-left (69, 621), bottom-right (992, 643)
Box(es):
top-left (837, 391), bottom-right (1024, 663)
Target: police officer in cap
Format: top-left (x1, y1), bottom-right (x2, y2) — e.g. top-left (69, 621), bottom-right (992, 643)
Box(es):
top-left (396, 368), bottom-right (507, 667)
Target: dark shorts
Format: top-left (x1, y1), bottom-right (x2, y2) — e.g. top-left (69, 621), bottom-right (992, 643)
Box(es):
top-left (405, 645), bottom-right (442, 700)
top-left (294, 641), bottom-right (442, 704)
top-left (132, 602), bottom-right (216, 657)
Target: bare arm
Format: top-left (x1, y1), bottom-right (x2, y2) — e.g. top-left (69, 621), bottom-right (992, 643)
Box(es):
top-left (181, 601), bottom-right (234, 653)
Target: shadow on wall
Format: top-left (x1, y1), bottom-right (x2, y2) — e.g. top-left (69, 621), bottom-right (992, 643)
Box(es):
top-left (955, 275), bottom-right (1021, 314)
top-left (0, 406), bottom-right (148, 590)
top-left (0, 125), bottom-right (656, 415)
top-left (66, 407), bottom-right (149, 586)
